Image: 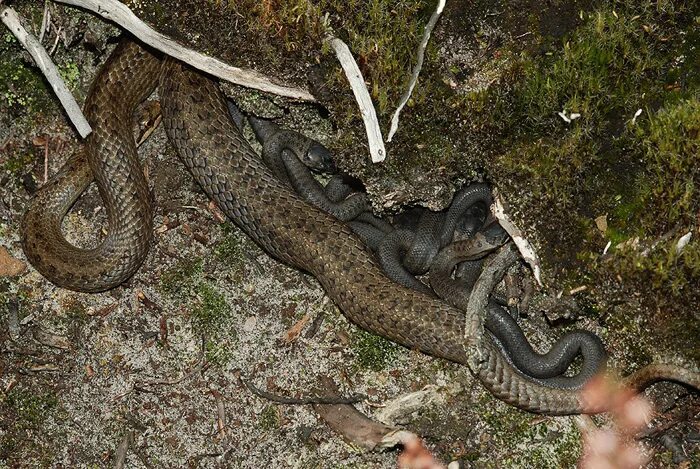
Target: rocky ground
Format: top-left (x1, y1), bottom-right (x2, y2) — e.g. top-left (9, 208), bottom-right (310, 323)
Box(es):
top-left (1, 0), bottom-right (698, 468)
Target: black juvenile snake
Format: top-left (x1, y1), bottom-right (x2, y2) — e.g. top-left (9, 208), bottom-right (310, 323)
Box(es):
top-left (225, 103), bottom-right (608, 384)
top-left (21, 39), bottom-right (700, 414)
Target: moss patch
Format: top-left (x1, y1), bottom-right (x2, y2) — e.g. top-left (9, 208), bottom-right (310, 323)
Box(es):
top-left (213, 223), bottom-right (248, 283)
top-left (160, 257), bottom-right (235, 365)
top-left (258, 404), bottom-right (280, 432)
top-left (0, 33), bottom-right (53, 121)
top-left (492, 1), bottom-right (699, 316)
top-left (160, 258), bottom-right (204, 295)
top-left (477, 398), bottom-right (582, 467)
top-left (351, 328), bottom-right (400, 371)
top-left (0, 386), bottom-right (63, 466)
top-left (191, 282), bottom-right (230, 333)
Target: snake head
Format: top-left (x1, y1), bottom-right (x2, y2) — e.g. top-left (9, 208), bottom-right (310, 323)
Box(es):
top-left (305, 141), bottom-right (337, 174)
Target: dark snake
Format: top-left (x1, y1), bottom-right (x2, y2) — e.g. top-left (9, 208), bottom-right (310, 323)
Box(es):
top-left (21, 39), bottom-right (700, 415)
top-left (243, 119), bottom-right (608, 384)
top-left (246, 120), bottom-right (608, 383)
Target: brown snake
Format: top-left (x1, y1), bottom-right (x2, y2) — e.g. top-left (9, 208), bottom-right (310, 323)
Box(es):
top-left (21, 39), bottom-right (700, 415)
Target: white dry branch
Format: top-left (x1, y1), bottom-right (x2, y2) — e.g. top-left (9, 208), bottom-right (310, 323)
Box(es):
top-left (386, 0), bottom-right (446, 143)
top-left (326, 36), bottom-right (386, 163)
top-left (492, 192), bottom-right (543, 286)
top-left (52, 0), bottom-right (315, 102)
top-left (39, 0), bottom-right (50, 43)
top-left (1, 5), bottom-right (92, 137)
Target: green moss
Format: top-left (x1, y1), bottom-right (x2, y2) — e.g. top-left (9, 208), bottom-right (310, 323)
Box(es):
top-left (203, 338), bottom-right (235, 367)
top-left (0, 37), bottom-right (52, 119)
top-left (214, 224), bottom-right (247, 278)
top-left (0, 385), bottom-right (64, 466)
top-left (516, 9), bottom-right (664, 131)
top-left (210, 0), bottom-right (430, 114)
top-left (160, 258), bottom-right (204, 294)
top-left (161, 260), bottom-right (231, 337)
top-left (500, 126), bottom-right (597, 209)
top-left (600, 100), bottom-right (700, 306)
top-left (351, 328), bottom-right (400, 371)
top-left (258, 405), bottom-right (279, 432)
top-left (637, 99), bottom-right (700, 229)
top-left (3, 389), bottom-right (58, 425)
top-left (319, 0), bottom-right (429, 114)
top-left (191, 283), bottom-right (230, 332)
top-left (58, 62), bottom-right (81, 91)
top-left (160, 258), bottom-right (234, 364)
top-left (478, 398), bottom-right (582, 467)
top-left (499, 4), bottom-right (683, 199)
top-left (491, 1), bottom-right (699, 312)
top-left (616, 237), bottom-right (700, 299)
top-left (0, 152), bottom-right (34, 175)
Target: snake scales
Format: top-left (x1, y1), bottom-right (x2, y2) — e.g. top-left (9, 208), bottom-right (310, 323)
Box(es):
top-left (21, 39), bottom-right (699, 415)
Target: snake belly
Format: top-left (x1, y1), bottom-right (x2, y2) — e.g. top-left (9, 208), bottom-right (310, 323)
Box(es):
top-left (22, 40), bottom-right (600, 415)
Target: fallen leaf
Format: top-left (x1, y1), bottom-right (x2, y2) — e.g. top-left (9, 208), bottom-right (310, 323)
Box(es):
top-left (0, 246), bottom-right (26, 277)
top-left (283, 313), bottom-right (312, 344)
top-left (33, 327), bottom-right (71, 350)
top-left (595, 214), bottom-right (608, 234)
top-left (208, 200), bottom-right (226, 223)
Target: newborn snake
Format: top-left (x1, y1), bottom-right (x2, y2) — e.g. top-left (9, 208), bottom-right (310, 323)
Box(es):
top-left (21, 39), bottom-right (699, 414)
top-left (246, 114), bottom-right (608, 384)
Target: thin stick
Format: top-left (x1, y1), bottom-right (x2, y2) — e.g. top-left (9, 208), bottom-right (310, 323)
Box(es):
top-left (48, 24), bottom-right (61, 55)
top-left (492, 192), bottom-right (543, 286)
top-left (43, 138), bottom-right (49, 183)
top-left (114, 430), bottom-right (134, 469)
top-left (52, 0), bottom-right (315, 102)
top-left (39, 0), bottom-right (50, 43)
top-left (1, 6), bottom-right (92, 137)
top-left (241, 377), bottom-right (365, 405)
top-left (326, 36), bottom-right (386, 163)
top-left (386, 0), bottom-right (446, 142)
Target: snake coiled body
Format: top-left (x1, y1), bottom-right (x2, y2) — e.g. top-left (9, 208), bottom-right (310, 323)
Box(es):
top-left (21, 40), bottom-right (699, 414)
top-left (21, 44), bottom-right (158, 292)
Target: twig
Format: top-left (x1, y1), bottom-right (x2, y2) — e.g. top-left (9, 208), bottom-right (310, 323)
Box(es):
top-left (39, 0), bottom-right (50, 43)
top-left (514, 31), bottom-right (532, 40)
top-left (52, 0), bottom-right (315, 102)
top-left (241, 377), bottom-right (365, 405)
top-left (114, 430), bottom-right (134, 469)
top-left (43, 137), bottom-right (49, 183)
top-left (136, 355), bottom-right (206, 388)
top-left (1, 6), bottom-right (92, 137)
top-left (213, 390), bottom-right (227, 438)
top-left (492, 191), bottom-right (543, 286)
top-left (386, 0), bottom-right (446, 142)
top-left (48, 24), bottom-right (61, 55)
top-left (325, 36), bottom-right (386, 163)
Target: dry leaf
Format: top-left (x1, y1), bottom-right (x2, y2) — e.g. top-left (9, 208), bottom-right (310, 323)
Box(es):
top-left (594, 214), bottom-right (608, 234)
top-left (282, 313), bottom-right (312, 344)
top-left (0, 246), bottom-right (26, 277)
